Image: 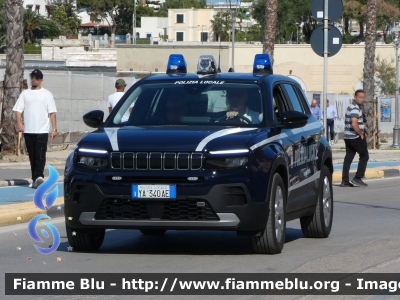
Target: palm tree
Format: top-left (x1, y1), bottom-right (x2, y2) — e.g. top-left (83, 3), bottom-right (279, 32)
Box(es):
top-left (1, 0), bottom-right (24, 151)
top-left (363, 0), bottom-right (377, 149)
top-left (24, 9), bottom-right (43, 43)
top-left (263, 0), bottom-right (278, 61)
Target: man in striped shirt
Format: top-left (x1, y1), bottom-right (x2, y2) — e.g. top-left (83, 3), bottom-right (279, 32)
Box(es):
top-left (341, 90), bottom-right (369, 187)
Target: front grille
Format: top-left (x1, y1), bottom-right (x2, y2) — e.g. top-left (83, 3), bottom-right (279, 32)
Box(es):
top-left (94, 199), bottom-right (219, 221)
top-left (111, 152), bottom-right (203, 170)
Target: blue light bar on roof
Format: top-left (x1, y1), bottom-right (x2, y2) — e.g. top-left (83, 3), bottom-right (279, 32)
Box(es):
top-left (166, 54), bottom-right (187, 74)
top-left (253, 54), bottom-right (273, 74)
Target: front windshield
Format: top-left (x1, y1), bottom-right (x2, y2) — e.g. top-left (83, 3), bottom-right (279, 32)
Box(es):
top-left (109, 81), bottom-right (264, 127)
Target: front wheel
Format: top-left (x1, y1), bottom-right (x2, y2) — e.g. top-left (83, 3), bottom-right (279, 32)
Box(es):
top-left (300, 165), bottom-right (333, 238)
top-left (66, 224), bottom-right (105, 252)
top-left (250, 173), bottom-right (286, 254)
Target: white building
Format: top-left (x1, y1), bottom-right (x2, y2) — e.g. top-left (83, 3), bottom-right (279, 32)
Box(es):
top-left (136, 17), bottom-right (168, 39)
top-left (23, 0), bottom-right (106, 25)
top-left (168, 9), bottom-right (217, 42)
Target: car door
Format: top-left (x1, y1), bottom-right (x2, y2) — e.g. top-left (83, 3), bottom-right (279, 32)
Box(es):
top-left (272, 83), bottom-right (305, 214)
top-left (294, 85), bottom-right (322, 208)
top-left (282, 83), bottom-right (318, 212)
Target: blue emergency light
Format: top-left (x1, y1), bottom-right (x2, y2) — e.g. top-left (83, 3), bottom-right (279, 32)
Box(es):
top-left (166, 54), bottom-right (187, 74)
top-left (253, 54), bottom-right (273, 74)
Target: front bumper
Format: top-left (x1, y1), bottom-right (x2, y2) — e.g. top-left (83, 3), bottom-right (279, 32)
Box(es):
top-left (79, 212), bottom-right (240, 227)
top-left (64, 170), bottom-right (269, 232)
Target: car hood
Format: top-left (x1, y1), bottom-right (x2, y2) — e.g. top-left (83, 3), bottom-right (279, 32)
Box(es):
top-left (78, 126), bottom-right (262, 152)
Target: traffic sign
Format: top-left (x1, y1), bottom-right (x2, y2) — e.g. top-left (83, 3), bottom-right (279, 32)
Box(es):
top-left (310, 24), bottom-right (343, 57)
top-left (311, 0), bottom-right (344, 23)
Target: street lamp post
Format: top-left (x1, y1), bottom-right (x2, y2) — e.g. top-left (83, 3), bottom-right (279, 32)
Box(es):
top-left (392, 26), bottom-right (400, 148)
top-left (228, 0), bottom-right (236, 71)
top-left (133, 0), bottom-right (137, 44)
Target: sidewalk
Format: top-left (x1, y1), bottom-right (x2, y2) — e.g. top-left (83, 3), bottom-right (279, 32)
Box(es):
top-left (0, 145), bottom-right (400, 186)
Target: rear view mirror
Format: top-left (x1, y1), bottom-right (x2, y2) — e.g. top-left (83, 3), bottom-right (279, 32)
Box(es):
top-left (83, 110), bottom-right (104, 128)
top-left (281, 111), bottom-right (308, 129)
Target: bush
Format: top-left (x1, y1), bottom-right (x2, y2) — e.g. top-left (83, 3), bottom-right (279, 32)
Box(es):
top-left (24, 43), bottom-right (41, 54)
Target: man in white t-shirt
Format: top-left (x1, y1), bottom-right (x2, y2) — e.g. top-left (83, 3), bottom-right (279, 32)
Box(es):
top-left (13, 69), bottom-right (57, 188)
top-left (226, 88), bottom-right (261, 124)
top-left (108, 79), bottom-right (127, 112)
top-left (108, 79), bottom-right (134, 122)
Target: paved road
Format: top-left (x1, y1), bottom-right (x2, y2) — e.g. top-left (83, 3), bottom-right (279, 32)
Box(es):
top-left (0, 178), bottom-right (400, 300)
top-left (0, 168), bottom-right (64, 181)
top-left (0, 183), bottom-right (64, 205)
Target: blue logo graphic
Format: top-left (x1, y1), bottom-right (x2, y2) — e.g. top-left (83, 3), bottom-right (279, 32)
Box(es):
top-left (28, 214), bottom-right (60, 255)
top-left (34, 165), bottom-right (59, 210)
top-left (28, 164), bottom-right (60, 255)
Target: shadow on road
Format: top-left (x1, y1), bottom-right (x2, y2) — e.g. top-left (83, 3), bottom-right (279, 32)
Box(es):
top-left (57, 227), bottom-right (305, 255)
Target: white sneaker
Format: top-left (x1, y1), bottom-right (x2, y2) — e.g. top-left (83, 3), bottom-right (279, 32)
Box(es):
top-left (35, 177), bottom-right (44, 189)
top-left (28, 182), bottom-right (36, 189)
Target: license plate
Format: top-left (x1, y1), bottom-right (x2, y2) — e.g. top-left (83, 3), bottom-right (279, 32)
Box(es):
top-left (132, 184), bottom-right (176, 199)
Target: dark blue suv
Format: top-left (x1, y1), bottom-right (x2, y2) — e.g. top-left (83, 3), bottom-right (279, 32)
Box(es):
top-left (64, 54), bottom-right (333, 254)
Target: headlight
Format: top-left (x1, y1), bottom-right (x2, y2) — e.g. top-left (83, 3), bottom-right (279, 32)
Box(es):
top-left (78, 156), bottom-right (108, 168)
top-left (205, 157), bottom-right (248, 170)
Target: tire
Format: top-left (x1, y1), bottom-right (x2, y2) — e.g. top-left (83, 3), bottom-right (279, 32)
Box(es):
top-left (140, 229), bottom-right (167, 235)
top-left (250, 173), bottom-right (286, 254)
top-left (300, 165), bottom-right (333, 238)
top-left (66, 224), bottom-right (105, 252)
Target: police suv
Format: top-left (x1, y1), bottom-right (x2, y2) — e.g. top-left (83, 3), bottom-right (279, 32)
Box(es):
top-left (64, 54), bottom-right (333, 254)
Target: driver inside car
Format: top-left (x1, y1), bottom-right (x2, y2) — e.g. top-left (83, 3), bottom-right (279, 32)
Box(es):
top-left (165, 94), bottom-right (188, 124)
top-left (226, 88), bottom-right (260, 124)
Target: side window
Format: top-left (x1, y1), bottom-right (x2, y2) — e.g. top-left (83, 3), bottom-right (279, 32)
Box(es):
top-left (272, 85), bottom-right (289, 122)
top-left (294, 86), bottom-right (311, 115)
top-left (283, 84), bottom-right (305, 113)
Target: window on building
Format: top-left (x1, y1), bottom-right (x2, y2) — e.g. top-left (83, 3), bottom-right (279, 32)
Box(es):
top-left (176, 14), bottom-right (184, 23)
top-left (176, 32), bottom-right (184, 41)
top-left (201, 32), bottom-right (208, 42)
top-left (146, 33), bottom-right (152, 38)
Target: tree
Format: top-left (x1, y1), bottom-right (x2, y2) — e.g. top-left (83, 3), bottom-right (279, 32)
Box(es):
top-left (0, 0), bottom-right (7, 51)
top-left (211, 11), bottom-right (231, 41)
top-left (115, 4), bottom-right (156, 34)
top-left (362, 0), bottom-right (377, 149)
top-left (24, 9), bottom-right (45, 43)
top-left (33, 18), bottom-right (61, 39)
top-left (1, 0), bottom-right (24, 151)
top-left (375, 56), bottom-right (396, 95)
top-left (51, 4), bottom-right (80, 36)
top-left (343, 0), bottom-right (399, 42)
top-left (263, 0), bottom-right (278, 59)
top-left (77, 0), bottom-right (133, 34)
top-left (253, 0), bottom-right (316, 45)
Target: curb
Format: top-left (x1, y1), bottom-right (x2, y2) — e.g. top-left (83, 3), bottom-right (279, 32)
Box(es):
top-left (333, 168), bottom-right (400, 183)
top-left (0, 176), bottom-right (64, 187)
top-left (0, 198), bottom-right (64, 227)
